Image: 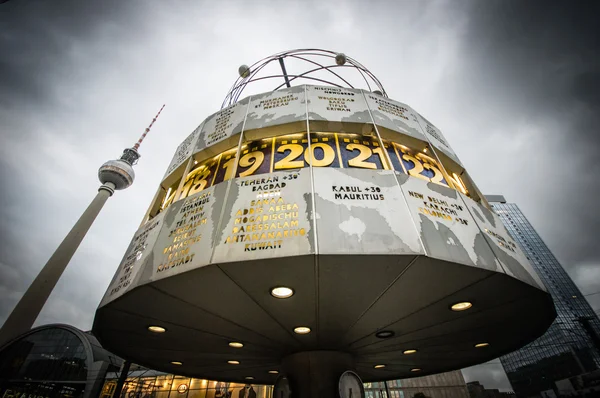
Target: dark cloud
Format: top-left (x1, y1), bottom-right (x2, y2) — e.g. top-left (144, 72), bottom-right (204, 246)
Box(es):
top-left (1, 0), bottom-right (599, 392)
top-left (0, 0), bottom-right (147, 329)
top-left (0, 1), bottom-right (138, 108)
top-left (450, 0), bottom-right (600, 390)
top-left (451, 0), bottom-right (600, 266)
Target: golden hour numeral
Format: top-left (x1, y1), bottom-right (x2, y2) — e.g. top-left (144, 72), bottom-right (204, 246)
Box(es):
top-left (372, 146), bottom-right (390, 170)
top-left (416, 153), bottom-right (446, 185)
top-left (275, 144), bottom-right (304, 169)
top-left (347, 143), bottom-right (377, 169)
top-left (425, 163), bottom-right (445, 184)
top-left (401, 152), bottom-right (428, 181)
top-left (305, 143), bottom-right (335, 167)
top-left (187, 167), bottom-right (212, 196)
top-left (238, 151), bottom-right (265, 177)
top-left (220, 157), bottom-right (237, 181)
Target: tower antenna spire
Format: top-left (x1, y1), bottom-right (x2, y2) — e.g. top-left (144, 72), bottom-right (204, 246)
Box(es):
top-left (134, 104), bottom-right (165, 151)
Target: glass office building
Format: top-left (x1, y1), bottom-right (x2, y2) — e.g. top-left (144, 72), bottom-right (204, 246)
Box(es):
top-left (364, 370), bottom-right (469, 398)
top-left (486, 195), bottom-right (600, 397)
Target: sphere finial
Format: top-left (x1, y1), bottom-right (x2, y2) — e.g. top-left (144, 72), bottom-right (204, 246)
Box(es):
top-left (335, 53), bottom-right (347, 66)
top-left (238, 64), bottom-right (251, 78)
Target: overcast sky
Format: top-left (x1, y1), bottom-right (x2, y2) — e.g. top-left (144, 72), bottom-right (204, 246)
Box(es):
top-left (1, 0), bottom-right (599, 392)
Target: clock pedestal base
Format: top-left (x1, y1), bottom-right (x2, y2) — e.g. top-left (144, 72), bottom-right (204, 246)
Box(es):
top-left (280, 351), bottom-right (359, 398)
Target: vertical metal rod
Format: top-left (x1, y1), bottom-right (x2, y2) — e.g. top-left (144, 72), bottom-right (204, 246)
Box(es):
top-left (304, 84), bottom-right (319, 255)
top-left (304, 84), bottom-right (320, 344)
top-left (166, 375), bottom-right (174, 398)
top-left (208, 98), bottom-right (252, 265)
top-left (359, 89), bottom-right (428, 256)
top-left (173, 157), bottom-right (194, 202)
top-left (384, 381), bottom-right (391, 398)
top-left (139, 185), bottom-right (163, 228)
top-left (278, 58), bottom-right (292, 88)
top-left (111, 360), bottom-right (131, 398)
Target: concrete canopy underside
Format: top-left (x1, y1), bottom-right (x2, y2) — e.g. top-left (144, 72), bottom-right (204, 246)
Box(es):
top-left (93, 255), bottom-right (555, 384)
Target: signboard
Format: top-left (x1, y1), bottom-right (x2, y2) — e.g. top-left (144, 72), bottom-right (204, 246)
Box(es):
top-left (306, 86), bottom-right (371, 124)
top-left (399, 175), bottom-right (500, 271)
top-left (212, 169), bottom-right (313, 263)
top-left (313, 167), bottom-right (422, 255)
top-left (100, 211), bottom-right (166, 305)
top-left (163, 125), bottom-right (201, 180)
top-left (244, 86), bottom-right (306, 131)
top-left (363, 92), bottom-right (427, 141)
top-left (461, 194), bottom-right (546, 290)
top-left (194, 97), bottom-right (250, 153)
top-left (150, 184), bottom-right (225, 281)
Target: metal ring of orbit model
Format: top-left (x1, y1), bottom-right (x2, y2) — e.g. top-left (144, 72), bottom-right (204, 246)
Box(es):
top-left (222, 49), bottom-right (388, 109)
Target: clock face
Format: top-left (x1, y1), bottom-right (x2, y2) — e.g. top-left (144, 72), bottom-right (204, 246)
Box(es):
top-left (273, 375), bottom-right (291, 398)
top-left (177, 384), bottom-right (188, 394)
top-left (339, 371), bottom-right (365, 398)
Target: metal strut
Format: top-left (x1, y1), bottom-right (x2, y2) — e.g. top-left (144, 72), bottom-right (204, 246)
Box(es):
top-left (278, 57), bottom-right (292, 88)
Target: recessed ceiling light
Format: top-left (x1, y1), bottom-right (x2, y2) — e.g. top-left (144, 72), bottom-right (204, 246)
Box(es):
top-left (374, 364), bottom-right (386, 369)
top-left (268, 370), bottom-right (279, 374)
top-left (148, 326), bottom-right (166, 333)
top-left (403, 349), bottom-right (417, 355)
top-left (245, 377), bottom-right (254, 380)
top-left (294, 326), bottom-right (311, 334)
top-left (475, 343), bottom-right (489, 348)
top-left (229, 342), bottom-right (244, 348)
top-left (411, 368), bottom-right (421, 372)
top-left (228, 360), bottom-right (240, 365)
top-left (271, 287), bottom-right (294, 298)
top-left (572, 295), bottom-right (577, 298)
top-left (194, 160), bottom-right (198, 164)
top-left (375, 330), bottom-right (394, 339)
top-left (450, 301), bottom-right (473, 311)
top-left (171, 361), bottom-right (182, 365)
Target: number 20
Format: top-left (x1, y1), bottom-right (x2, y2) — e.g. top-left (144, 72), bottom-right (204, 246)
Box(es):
top-left (274, 143), bottom-right (335, 169)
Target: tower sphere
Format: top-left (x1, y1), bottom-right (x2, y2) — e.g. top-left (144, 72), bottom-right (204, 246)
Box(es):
top-left (335, 52), bottom-right (347, 65)
top-left (238, 64), bottom-right (251, 78)
top-left (98, 159), bottom-right (135, 190)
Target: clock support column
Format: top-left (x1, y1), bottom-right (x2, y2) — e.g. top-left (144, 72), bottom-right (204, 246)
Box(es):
top-left (280, 351), bottom-right (361, 398)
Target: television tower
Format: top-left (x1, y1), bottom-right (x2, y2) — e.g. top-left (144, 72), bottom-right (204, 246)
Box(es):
top-left (0, 105), bottom-right (165, 346)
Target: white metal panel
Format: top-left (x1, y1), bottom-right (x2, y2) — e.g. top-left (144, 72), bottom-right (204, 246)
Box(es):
top-left (99, 211), bottom-right (166, 306)
top-left (150, 183), bottom-right (225, 282)
top-left (398, 174), bottom-right (499, 271)
top-left (194, 97), bottom-right (250, 153)
top-left (313, 167), bottom-right (422, 255)
top-left (244, 86), bottom-right (306, 131)
top-left (306, 85), bottom-right (371, 124)
top-left (363, 91), bottom-right (427, 142)
top-left (212, 169), bottom-right (314, 263)
top-left (461, 194), bottom-right (547, 290)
